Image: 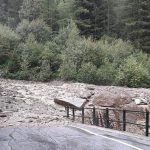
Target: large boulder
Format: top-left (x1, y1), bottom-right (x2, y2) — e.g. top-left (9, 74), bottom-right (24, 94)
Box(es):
top-left (54, 97), bottom-right (88, 109)
top-left (93, 92), bottom-right (131, 107)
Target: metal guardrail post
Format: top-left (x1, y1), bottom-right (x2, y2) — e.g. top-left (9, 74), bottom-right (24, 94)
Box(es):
top-left (67, 106), bottom-right (69, 118)
top-left (82, 107), bottom-right (84, 124)
top-left (72, 107), bottom-right (75, 121)
top-left (93, 107), bottom-right (96, 125)
top-left (106, 108), bottom-right (109, 128)
top-left (123, 110), bottom-right (126, 131)
top-left (145, 111), bottom-right (149, 136)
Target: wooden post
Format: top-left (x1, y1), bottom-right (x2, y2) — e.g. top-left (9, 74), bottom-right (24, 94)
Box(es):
top-left (82, 107), bottom-right (84, 124)
top-left (96, 117), bottom-right (99, 126)
top-left (93, 107), bottom-right (96, 125)
top-left (67, 106), bottom-right (69, 118)
top-left (123, 110), bottom-right (126, 131)
top-left (72, 107), bottom-right (75, 121)
top-left (145, 111), bottom-right (149, 136)
top-left (106, 108), bottom-right (109, 128)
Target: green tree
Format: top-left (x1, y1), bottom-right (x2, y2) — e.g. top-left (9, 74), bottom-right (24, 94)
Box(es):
top-left (116, 55), bottom-right (150, 87)
top-left (0, 0), bottom-right (23, 27)
top-left (74, 0), bottom-right (116, 39)
top-left (19, 0), bottom-right (44, 21)
top-left (42, 0), bottom-right (59, 31)
top-left (0, 24), bottom-right (20, 65)
top-left (77, 62), bottom-right (97, 84)
top-left (57, 0), bottom-right (74, 28)
top-left (16, 19), bottom-right (52, 42)
top-left (123, 0), bottom-right (150, 53)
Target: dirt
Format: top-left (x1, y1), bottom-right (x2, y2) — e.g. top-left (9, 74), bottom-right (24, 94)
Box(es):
top-left (0, 78), bottom-right (150, 128)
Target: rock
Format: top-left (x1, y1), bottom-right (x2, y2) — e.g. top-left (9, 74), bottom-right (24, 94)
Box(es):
top-left (93, 93), bottom-right (131, 107)
top-left (132, 97), bottom-right (149, 105)
top-left (6, 100), bottom-right (11, 104)
top-left (80, 91), bottom-right (94, 99)
top-left (0, 114), bottom-right (7, 117)
top-left (54, 97), bottom-right (87, 109)
top-left (24, 99), bottom-right (33, 105)
top-left (88, 103), bottom-right (94, 107)
top-left (1, 92), bottom-right (7, 96)
top-left (86, 86), bottom-right (95, 91)
top-left (28, 119), bottom-right (33, 123)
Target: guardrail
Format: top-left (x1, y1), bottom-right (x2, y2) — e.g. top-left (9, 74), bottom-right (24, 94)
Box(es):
top-left (65, 106), bottom-right (150, 136)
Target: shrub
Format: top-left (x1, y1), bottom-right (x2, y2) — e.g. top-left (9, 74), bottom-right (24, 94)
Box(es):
top-left (41, 41), bottom-right (61, 72)
top-left (0, 24), bottom-right (20, 64)
top-left (19, 0), bottom-right (44, 21)
top-left (97, 37), bottom-right (134, 67)
top-left (116, 56), bottom-right (150, 87)
top-left (16, 19), bottom-right (52, 42)
top-left (59, 60), bottom-right (77, 80)
top-left (77, 62), bottom-right (97, 84)
top-left (96, 61), bottom-right (117, 85)
top-left (19, 34), bottom-right (43, 70)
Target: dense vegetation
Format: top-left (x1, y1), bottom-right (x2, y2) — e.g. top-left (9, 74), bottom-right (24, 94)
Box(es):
top-left (0, 0), bottom-right (150, 87)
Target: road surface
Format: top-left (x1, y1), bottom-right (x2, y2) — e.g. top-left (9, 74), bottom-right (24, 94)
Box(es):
top-left (0, 124), bottom-right (150, 150)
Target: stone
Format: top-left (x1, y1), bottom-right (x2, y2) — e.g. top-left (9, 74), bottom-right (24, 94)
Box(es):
top-left (86, 86), bottom-right (95, 91)
top-left (0, 114), bottom-right (7, 117)
top-left (79, 91), bottom-right (94, 99)
top-left (132, 98), bottom-right (149, 105)
top-left (93, 93), bottom-right (131, 107)
top-left (54, 97), bottom-right (87, 109)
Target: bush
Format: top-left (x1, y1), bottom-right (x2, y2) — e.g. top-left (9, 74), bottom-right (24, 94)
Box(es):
top-left (116, 56), bottom-right (150, 87)
top-left (0, 24), bottom-right (20, 65)
top-left (97, 37), bottom-right (134, 67)
top-left (96, 61), bottom-right (117, 85)
top-left (19, 34), bottom-right (43, 70)
top-left (41, 41), bottom-right (61, 72)
top-left (16, 19), bottom-right (52, 42)
top-left (19, 0), bottom-right (44, 21)
top-left (77, 62), bottom-right (97, 84)
top-left (59, 60), bottom-right (77, 80)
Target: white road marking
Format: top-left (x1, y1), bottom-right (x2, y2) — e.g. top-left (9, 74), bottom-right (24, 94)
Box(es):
top-left (69, 125), bottom-right (144, 150)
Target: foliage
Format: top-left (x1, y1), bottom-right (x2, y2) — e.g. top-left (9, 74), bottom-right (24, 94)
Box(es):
top-left (19, 0), bottom-right (44, 21)
top-left (16, 19), bottom-right (51, 42)
top-left (96, 61), bottom-right (117, 85)
top-left (0, 0), bottom-right (150, 87)
top-left (74, 0), bottom-right (116, 39)
top-left (77, 62), bottom-right (97, 84)
top-left (0, 24), bottom-right (20, 65)
top-left (116, 56), bottom-right (150, 87)
top-left (98, 37), bottom-right (135, 66)
top-left (123, 0), bottom-right (150, 53)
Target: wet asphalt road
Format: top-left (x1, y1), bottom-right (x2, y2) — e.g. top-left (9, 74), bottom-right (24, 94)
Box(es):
top-left (0, 125), bottom-right (150, 150)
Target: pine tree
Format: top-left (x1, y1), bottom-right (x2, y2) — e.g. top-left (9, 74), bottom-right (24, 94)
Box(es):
top-left (0, 0), bottom-right (23, 27)
top-left (138, 0), bottom-right (150, 53)
top-left (123, 0), bottom-right (150, 53)
top-left (74, 0), bottom-right (116, 39)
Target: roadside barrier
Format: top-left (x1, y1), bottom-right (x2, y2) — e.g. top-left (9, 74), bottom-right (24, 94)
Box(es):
top-left (65, 106), bottom-right (150, 136)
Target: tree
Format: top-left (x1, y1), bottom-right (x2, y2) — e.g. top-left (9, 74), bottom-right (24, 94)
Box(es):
top-left (57, 0), bottom-right (74, 28)
top-left (0, 0), bottom-right (23, 27)
top-left (42, 0), bottom-right (59, 31)
top-left (0, 24), bottom-right (20, 65)
top-left (138, 0), bottom-right (150, 53)
top-left (19, 0), bottom-right (44, 21)
top-left (16, 19), bottom-right (52, 42)
top-left (74, 0), bottom-right (116, 39)
top-left (123, 0), bottom-right (150, 53)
